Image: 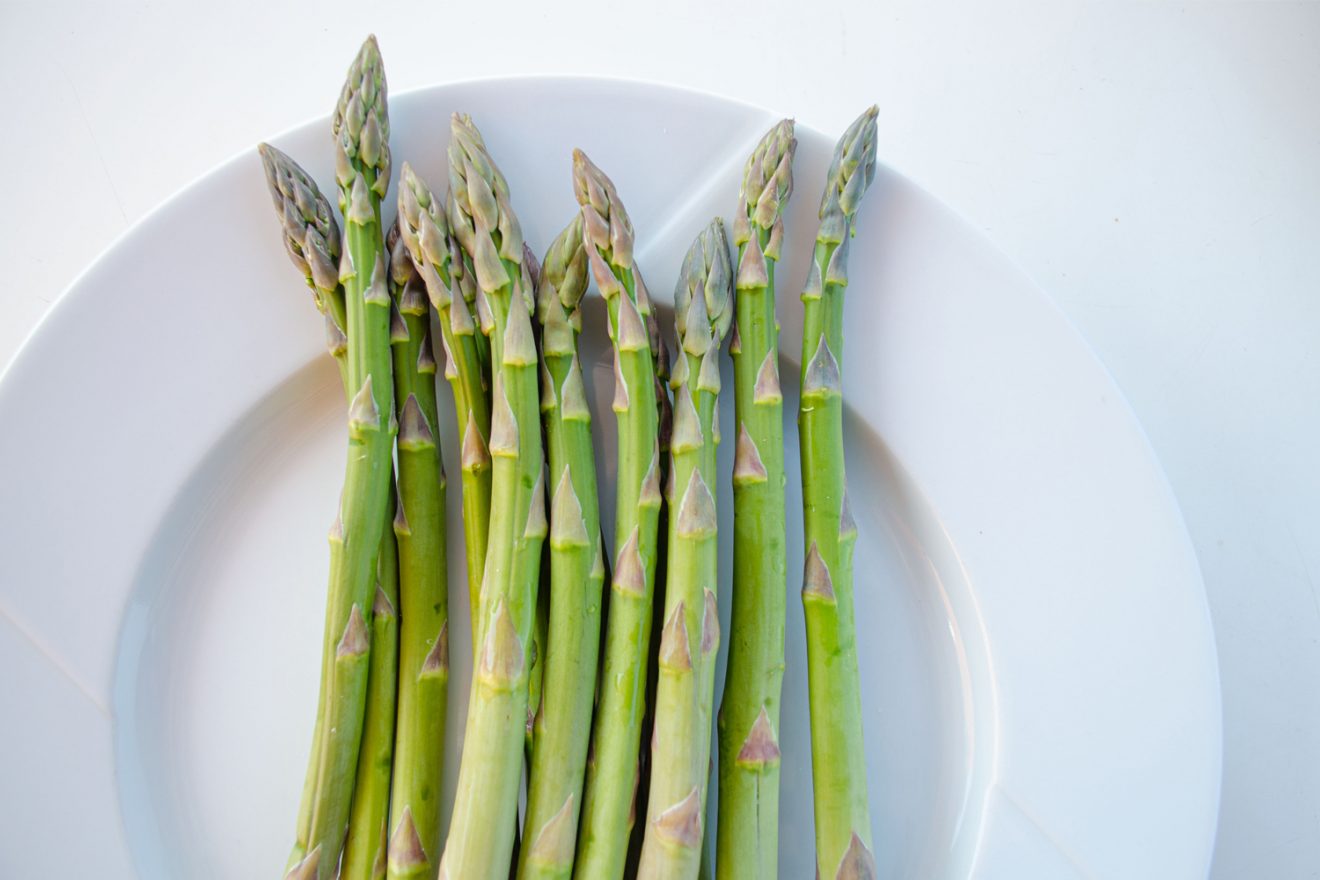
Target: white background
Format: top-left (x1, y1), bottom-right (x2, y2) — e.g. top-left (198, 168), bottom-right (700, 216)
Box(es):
top-left (2, 1), bottom-right (1316, 876)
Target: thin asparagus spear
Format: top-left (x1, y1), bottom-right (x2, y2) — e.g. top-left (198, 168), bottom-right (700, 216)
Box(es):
top-left (517, 215), bottom-right (604, 880)
top-left (397, 163), bottom-right (492, 635)
top-left (373, 226), bottom-right (452, 880)
top-left (636, 220), bottom-right (733, 880)
top-left (716, 118), bottom-right (796, 879)
top-left (625, 267), bottom-right (673, 878)
top-left (285, 36), bottom-right (398, 880)
top-left (438, 113), bottom-right (546, 880)
top-left (257, 144), bottom-right (348, 872)
top-left (525, 244), bottom-right (550, 766)
top-left (572, 151), bottom-right (663, 880)
top-left (799, 106), bottom-right (880, 880)
top-left (343, 483), bottom-right (400, 880)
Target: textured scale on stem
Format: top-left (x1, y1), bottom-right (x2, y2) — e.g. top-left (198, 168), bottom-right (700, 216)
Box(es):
top-left (441, 113), bottom-right (545, 880)
top-left (797, 105), bottom-right (880, 879)
top-left (717, 118), bottom-right (796, 880)
top-left (572, 151), bottom-right (662, 880)
top-left (638, 218), bottom-right (731, 880)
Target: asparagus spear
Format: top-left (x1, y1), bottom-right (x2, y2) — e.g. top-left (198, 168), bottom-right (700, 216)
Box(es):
top-left (525, 244), bottom-right (549, 765)
top-left (258, 91), bottom-right (397, 876)
top-left (637, 220), bottom-right (733, 880)
top-left (283, 37), bottom-right (398, 880)
top-left (257, 143), bottom-right (349, 872)
top-left (397, 163), bottom-right (493, 635)
top-left (378, 225), bottom-right (452, 880)
top-left (438, 113), bottom-right (546, 880)
top-left (517, 215), bottom-right (603, 880)
top-left (343, 485), bottom-right (400, 880)
top-left (716, 118), bottom-right (796, 879)
top-left (798, 106), bottom-right (879, 880)
top-left (571, 151), bottom-right (663, 880)
top-left (624, 267), bottom-right (673, 878)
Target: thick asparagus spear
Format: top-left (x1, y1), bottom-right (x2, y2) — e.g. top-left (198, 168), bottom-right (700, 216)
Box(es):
top-left (438, 113), bottom-right (546, 880)
top-left (799, 106), bottom-right (879, 880)
top-left (517, 215), bottom-right (603, 880)
top-left (716, 118), bottom-right (796, 879)
top-left (398, 163), bottom-right (492, 634)
top-left (637, 220), bottom-right (733, 880)
top-left (572, 151), bottom-right (663, 880)
top-left (371, 225), bottom-right (452, 880)
top-left (284, 37), bottom-right (398, 880)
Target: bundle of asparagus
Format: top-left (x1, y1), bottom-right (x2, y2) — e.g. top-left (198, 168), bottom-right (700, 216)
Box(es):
top-left (260, 34), bottom-right (883, 880)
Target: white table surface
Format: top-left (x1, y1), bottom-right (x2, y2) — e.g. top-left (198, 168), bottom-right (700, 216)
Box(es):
top-left (2, 1), bottom-right (1315, 876)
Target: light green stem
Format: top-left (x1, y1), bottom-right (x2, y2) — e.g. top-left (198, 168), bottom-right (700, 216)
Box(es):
top-left (717, 118), bottom-right (795, 880)
top-left (385, 248), bottom-right (451, 880)
top-left (637, 220), bottom-right (732, 880)
top-left (519, 217), bottom-right (605, 880)
top-left (798, 106), bottom-right (879, 880)
top-left (343, 500), bottom-right (400, 880)
top-left (439, 114), bottom-right (545, 880)
top-left (572, 153), bottom-right (662, 880)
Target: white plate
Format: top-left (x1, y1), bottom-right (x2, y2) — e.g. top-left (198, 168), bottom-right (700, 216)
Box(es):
top-left (0, 79), bottom-right (1220, 879)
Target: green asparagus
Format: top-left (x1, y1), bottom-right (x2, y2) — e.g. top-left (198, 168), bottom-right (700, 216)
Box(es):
top-left (518, 214), bottom-right (604, 880)
top-left (370, 224), bottom-right (451, 880)
top-left (257, 143), bottom-right (350, 873)
top-left (637, 219), bottom-right (733, 880)
top-left (397, 163), bottom-right (492, 634)
top-left (717, 118), bottom-right (796, 879)
top-left (572, 151), bottom-right (663, 880)
top-left (624, 264), bottom-right (674, 877)
top-left (799, 106), bottom-right (879, 880)
top-left (438, 113), bottom-right (545, 880)
top-left (286, 36), bottom-right (398, 880)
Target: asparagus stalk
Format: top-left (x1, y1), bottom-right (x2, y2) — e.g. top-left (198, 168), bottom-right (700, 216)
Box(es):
top-left (625, 267), bottom-right (673, 877)
top-left (343, 486), bottom-right (400, 880)
top-left (257, 143), bottom-right (349, 872)
top-left (716, 118), bottom-right (796, 879)
top-left (517, 215), bottom-right (604, 880)
top-left (397, 164), bottom-right (492, 634)
top-left (637, 220), bottom-right (733, 880)
top-left (283, 37), bottom-right (398, 880)
top-left (525, 245), bottom-right (549, 764)
top-left (373, 225), bottom-right (452, 880)
top-left (798, 106), bottom-right (880, 880)
top-left (571, 151), bottom-right (663, 880)
top-left (438, 113), bottom-right (546, 880)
